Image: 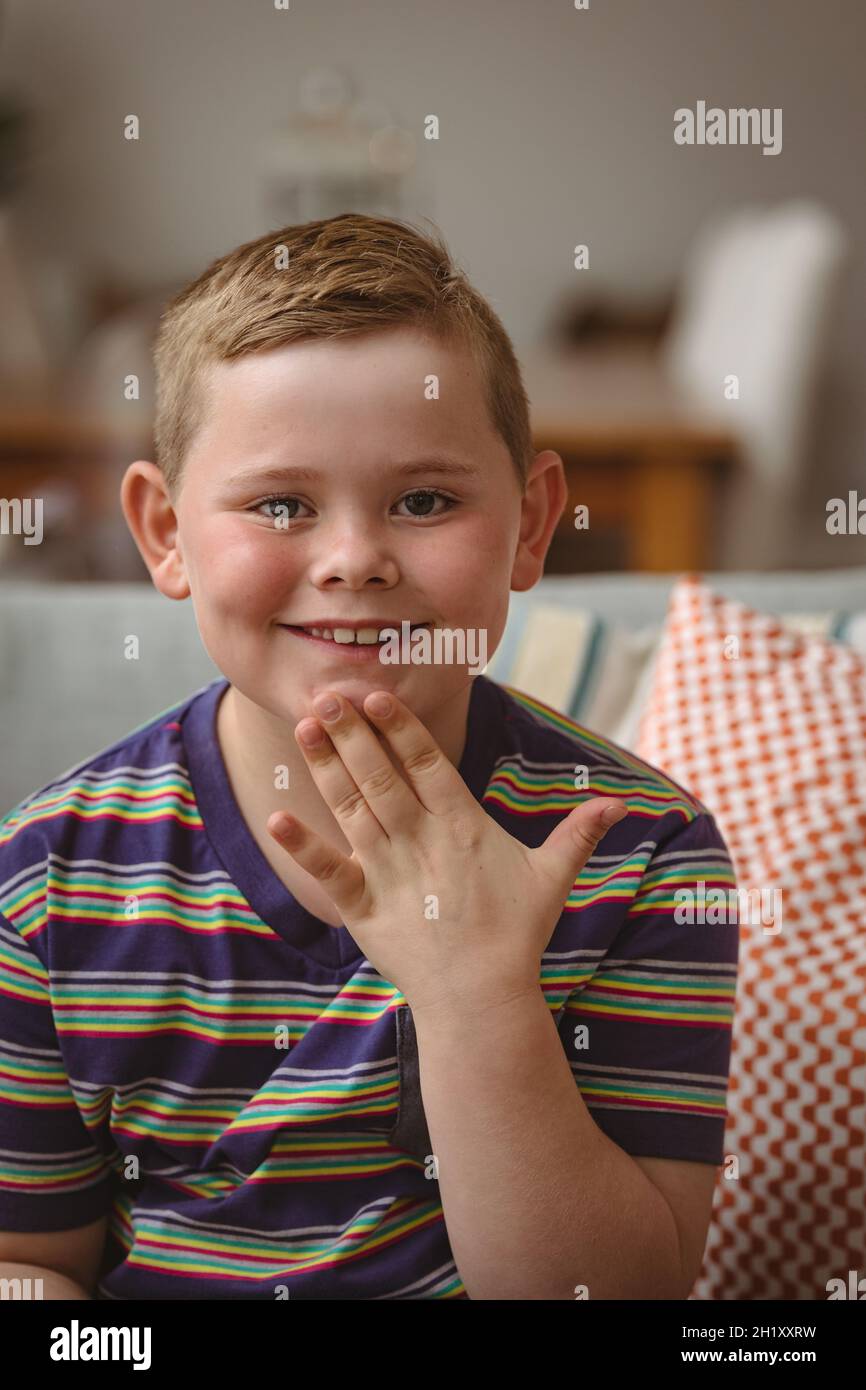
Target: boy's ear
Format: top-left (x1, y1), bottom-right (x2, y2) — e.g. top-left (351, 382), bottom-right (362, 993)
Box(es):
top-left (510, 450), bottom-right (568, 593)
top-left (120, 460), bottom-right (190, 600)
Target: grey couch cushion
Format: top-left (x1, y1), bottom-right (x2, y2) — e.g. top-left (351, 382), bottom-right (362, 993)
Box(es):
top-left (0, 583), bottom-right (219, 815)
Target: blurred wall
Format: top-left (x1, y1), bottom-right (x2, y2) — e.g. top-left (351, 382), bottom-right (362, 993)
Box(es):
top-left (2, 0), bottom-right (864, 564)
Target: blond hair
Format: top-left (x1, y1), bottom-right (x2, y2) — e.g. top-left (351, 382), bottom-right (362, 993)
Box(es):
top-left (152, 213), bottom-right (533, 499)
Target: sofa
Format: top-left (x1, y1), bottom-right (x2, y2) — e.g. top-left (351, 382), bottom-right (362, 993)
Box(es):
top-left (2, 568), bottom-right (864, 817)
top-left (2, 567), bottom-right (864, 1300)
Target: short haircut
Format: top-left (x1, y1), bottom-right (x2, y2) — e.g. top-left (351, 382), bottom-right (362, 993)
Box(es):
top-left (152, 213), bottom-right (533, 499)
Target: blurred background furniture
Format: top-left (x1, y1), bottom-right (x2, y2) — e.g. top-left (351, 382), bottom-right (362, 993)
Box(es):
top-left (524, 343), bottom-right (738, 572)
top-left (662, 201), bottom-right (849, 569)
top-left (529, 200), bottom-right (849, 575)
top-left (0, 0), bottom-right (864, 582)
top-left (1, 197), bottom-right (850, 581)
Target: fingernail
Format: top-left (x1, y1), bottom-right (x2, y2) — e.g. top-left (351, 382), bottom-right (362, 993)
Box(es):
top-left (366, 692), bottom-right (392, 717)
top-left (313, 694), bottom-right (341, 721)
top-left (299, 721), bottom-right (324, 746)
top-left (601, 803), bottom-right (627, 826)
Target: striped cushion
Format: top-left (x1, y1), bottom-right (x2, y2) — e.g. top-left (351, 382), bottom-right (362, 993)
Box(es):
top-left (635, 576), bottom-right (866, 1300)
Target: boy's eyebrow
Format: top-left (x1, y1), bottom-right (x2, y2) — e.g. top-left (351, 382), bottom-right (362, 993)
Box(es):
top-left (231, 457), bottom-right (481, 487)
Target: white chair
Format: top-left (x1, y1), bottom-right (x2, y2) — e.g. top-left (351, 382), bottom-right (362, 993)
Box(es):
top-left (662, 201), bottom-right (849, 568)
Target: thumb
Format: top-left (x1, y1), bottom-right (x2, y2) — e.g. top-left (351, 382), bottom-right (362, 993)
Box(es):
top-left (534, 797), bottom-right (628, 899)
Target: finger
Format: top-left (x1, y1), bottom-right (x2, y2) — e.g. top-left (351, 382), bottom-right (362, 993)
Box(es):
top-left (292, 712), bottom-right (392, 852)
top-left (532, 798), bottom-right (628, 900)
top-left (304, 691), bottom-right (424, 838)
top-left (361, 689), bottom-right (469, 817)
top-left (266, 811), bottom-right (366, 917)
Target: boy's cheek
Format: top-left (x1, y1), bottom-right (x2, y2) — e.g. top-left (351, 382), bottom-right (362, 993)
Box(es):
top-left (191, 551), bottom-right (300, 615)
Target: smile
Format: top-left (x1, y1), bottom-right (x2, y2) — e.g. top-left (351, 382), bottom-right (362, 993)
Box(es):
top-left (280, 622), bottom-right (432, 657)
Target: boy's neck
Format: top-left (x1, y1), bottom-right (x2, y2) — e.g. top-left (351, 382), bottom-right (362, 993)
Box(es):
top-left (215, 680), bottom-right (474, 854)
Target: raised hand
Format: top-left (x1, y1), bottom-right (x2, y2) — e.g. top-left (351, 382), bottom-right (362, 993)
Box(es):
top-left (267, 688), bottom-right (627, 1018)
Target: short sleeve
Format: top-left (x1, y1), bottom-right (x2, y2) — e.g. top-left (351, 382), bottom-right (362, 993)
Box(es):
top-left (0, 910), bottom-right (117, 1231)
top-left (558, 810), bottom-right (740, 1165)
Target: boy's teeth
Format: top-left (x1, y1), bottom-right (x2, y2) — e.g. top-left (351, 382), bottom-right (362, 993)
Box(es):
top-left (306, 626), bottom-right (383, 644)
top-left (332, 627), bottom-right (379, 644)
top-left (303, 624), bottom-right (426, 644)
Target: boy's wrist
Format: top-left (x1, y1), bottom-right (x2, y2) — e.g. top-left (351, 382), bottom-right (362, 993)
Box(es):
top-left (408, 980), bottom-right (542, 1032)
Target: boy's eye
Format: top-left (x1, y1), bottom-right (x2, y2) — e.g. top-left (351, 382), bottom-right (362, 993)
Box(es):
top-left (251, 490), bottom-right (456, 522)
top-left (396, 489), bottom-right (455, 518)
top-left (255, 496), bottom-right (307, 522)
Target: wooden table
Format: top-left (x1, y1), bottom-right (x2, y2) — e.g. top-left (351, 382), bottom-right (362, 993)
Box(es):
top-left (2, 350), bottom-right (739, 574)
top-left (0, 379), bottom-right (151, 515)
top-left (522, 345), bottom-right (739, 571)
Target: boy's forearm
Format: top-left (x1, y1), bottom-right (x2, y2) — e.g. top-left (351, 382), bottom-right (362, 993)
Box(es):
top-left (0, 1261), bottom-right (91, 1299)
top-left (412, 989), bottom-right (684, 1300)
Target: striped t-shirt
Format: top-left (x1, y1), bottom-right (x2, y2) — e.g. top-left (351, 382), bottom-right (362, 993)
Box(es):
top-left (0, 673), bottom-right (739, 1299)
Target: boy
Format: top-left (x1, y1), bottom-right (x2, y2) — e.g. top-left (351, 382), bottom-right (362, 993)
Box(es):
top-left (0, 214), bottom-right (738, 1300)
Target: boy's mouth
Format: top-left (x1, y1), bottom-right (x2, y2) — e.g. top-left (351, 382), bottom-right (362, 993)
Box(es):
top-left (279, 621), bottom-right (433, 656)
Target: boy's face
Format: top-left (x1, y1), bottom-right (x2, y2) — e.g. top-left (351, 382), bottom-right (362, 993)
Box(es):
top-left (136, 325), bottom-right (562, 733)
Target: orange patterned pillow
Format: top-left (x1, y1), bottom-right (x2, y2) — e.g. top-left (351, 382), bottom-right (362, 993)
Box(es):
top-left (635, 575), bottom-right (866, 1301)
